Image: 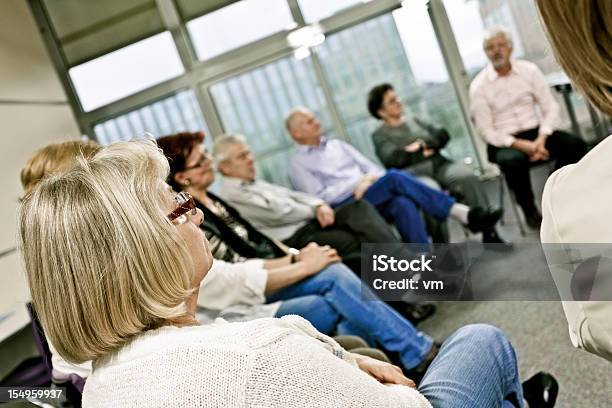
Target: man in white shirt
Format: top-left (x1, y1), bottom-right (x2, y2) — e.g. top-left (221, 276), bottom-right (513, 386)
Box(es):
top-left (469, 26), bottom-right (587, 229)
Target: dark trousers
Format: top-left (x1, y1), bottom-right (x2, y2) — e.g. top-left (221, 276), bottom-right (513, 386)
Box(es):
top-left (283, 200), bottom-right (398, 273)
top-left (488, 127), bottom-right (587, 213)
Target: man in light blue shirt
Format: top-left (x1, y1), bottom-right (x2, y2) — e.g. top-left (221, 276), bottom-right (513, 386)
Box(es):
top-left (286, 107), bottom-right (502, 243)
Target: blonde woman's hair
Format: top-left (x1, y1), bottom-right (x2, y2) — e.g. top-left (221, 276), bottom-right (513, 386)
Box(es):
top-left (18, 139), bottom-right (194, 364)
top-left (536, 0), bottom-right (612, 116)
top-left (20, 140), bottom-right (101, 195)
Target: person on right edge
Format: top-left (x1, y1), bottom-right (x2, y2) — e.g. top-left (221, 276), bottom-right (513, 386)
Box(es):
top-left (20, 138), bottom-right (557, 407)
top-left (469, 26), bottom-right (587, 229)
top-left (538, 0), bottom-right (612, 363)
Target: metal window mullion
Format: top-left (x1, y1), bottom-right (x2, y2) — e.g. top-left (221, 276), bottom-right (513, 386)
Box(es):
top-left (155, 0), bottom-right (223, 139)
top-left (427, 0), bottom-right (484, 171)
top-left (287, 0), bottom-right (306, 27)
top-left (27, 0), bottom-right (91, 137)
top-left (309, 50), bottom-right (349, 141)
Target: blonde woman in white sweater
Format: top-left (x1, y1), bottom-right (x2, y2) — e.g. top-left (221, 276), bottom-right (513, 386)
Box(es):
top-left (18, 139), bottom-right (551, 407)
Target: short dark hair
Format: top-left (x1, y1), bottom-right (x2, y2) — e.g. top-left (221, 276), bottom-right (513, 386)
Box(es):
top-left (367, 83), bottom-right (394, 119)
top-left (156, 131), bottom-right (205, 191)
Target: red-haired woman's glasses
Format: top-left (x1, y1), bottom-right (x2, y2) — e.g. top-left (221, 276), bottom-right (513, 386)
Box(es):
top-left (167, 191), bottom-right (197, 224)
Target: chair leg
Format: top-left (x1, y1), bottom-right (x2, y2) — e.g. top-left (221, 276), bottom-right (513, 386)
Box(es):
top-left (502, 178), bottom-right (526, 236)
top-left (498, 177), bottom-right (505, 226)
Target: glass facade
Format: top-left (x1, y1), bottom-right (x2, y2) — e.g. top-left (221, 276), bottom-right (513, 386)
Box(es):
top-left (209, 56), bottom-right (333, 186)
top-left (69, 32), bottom-right (184, 112)
top-left (187, 0), bottom-right (295, 61)
top-left (93, 90), bottom-right (208, 145)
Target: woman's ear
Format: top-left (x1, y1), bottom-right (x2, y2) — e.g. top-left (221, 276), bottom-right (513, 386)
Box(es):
top-left (174, 171), bottom-right (190, 187)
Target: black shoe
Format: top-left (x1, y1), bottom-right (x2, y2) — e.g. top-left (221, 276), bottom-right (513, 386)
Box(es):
top-left (525, 209), bottom-right (543, 230)
top-left (522, 372), bottom-right (558, 408)
top-left (405, 342), bottom-right (440, 384)
top-left (482, 229), bottom-right (514, 250)
top-left (467, 207), bottom-right (503, 233)
top-left (389, 302), bottom-right (436, 325)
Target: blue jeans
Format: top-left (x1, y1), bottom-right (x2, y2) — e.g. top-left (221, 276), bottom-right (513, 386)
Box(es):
top-left (363, 169), bottom-right (456, 243)
top-left (419, 324), bottom-right (524, 408)
top-left (271, 263), bottom-right (433, 369)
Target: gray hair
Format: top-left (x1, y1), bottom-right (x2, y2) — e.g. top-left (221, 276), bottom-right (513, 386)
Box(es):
top-left (483, 26), bottom-right (513, 49)
top-left (213, 133), bottom-right (247, 163)
top-left (285, 106), bottom-right (310, 132)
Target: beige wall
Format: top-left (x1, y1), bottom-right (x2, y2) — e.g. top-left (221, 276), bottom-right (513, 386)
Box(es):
top-left (0, 0), bottom-right (80, 313)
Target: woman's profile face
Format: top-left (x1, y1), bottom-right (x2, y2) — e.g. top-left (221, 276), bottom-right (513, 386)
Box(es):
top-left (164, 187), bottom-right (213, 286)
top-left (180, 144), bottom-right (215, 190)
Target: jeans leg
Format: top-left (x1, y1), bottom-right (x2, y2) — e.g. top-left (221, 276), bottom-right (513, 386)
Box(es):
top-left (266, 263), bottom-right (433, 369)
top-left (377, 196), bottom-right (429, 243)
top-left (419, 324), bottom-right (524, 408)
top-left (274, 295), bottom-right (340, 335)
top-left (365, 169), bottom-right (455, 220)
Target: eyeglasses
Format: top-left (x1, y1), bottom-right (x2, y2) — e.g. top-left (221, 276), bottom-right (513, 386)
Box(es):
top-left (167, 191), bottom-right (197, 225)
top-left (384, 96), bottom-right (401, 107)
top-left (184, 150), bottom-right (212, 170)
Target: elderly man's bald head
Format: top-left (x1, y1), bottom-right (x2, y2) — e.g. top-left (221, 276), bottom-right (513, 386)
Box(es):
top-left (285, 107), bottom-right (322, 145)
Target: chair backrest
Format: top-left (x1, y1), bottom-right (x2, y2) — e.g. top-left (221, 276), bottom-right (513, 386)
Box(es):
top-left (26, 302), bottom-right (85, 395)
top-left (26, 302), bottom-right (53, 378)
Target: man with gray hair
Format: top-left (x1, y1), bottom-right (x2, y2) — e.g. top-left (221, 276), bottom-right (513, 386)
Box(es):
top-left (213, 133), bottom-right (398, 268)
top-left (469, 26), bottom-right (586, 229)
top-left (213, 133), bottom-right (437, 324)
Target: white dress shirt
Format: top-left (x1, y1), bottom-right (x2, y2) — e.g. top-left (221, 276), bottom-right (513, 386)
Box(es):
top-left (469, 59), bottom-right (561, 147)
top-left (220, 176), bottom-right (324, 241)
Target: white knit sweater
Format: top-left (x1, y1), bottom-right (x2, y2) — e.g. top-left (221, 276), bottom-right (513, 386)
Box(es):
top-left (83, 315), bottom-right (431, 407)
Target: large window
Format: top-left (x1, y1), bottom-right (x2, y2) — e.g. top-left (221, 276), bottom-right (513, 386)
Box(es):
top-left (69, 32), bottom-right (184, 112)
top-left (209, 55), bottom-right (333, 186)
top-left (315, 7), bottom-right (477, 165)
top-left (93, 90), bottom-right (208, 144)
top-left (297, 0), bottom-right (366, 23)
top-left (187, 0), bottom-right (295, 61)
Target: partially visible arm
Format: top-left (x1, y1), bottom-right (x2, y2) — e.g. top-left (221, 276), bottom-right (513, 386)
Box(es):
top-left (414, 117), bottom-right (450, 150)
top-left (197, 259), bottom-right (268, 310)
top-left (262, 254), bottom-right (291, 270)
top-left (469, 85), bottom-right (516, 148)
top-left (264, 262), bottom-right (316, 293)
top-left (531, 66), bottom-right (561, 137)
top-left (342, 141), bottom-right (384, 177)
top-left (264, 243), bottom-right (341, 293)
top-left (226, 186), bottom-right (317, 228)
top-left (289, 157), bottom-right (361, 204)
top-left (373, 132), bottom-right (423, 168)
top-left (248, 315), bottom-right (432, 407)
